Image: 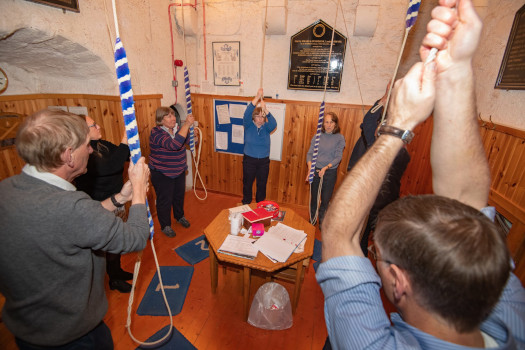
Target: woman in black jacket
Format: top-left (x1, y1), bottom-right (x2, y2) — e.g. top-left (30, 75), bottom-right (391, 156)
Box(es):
top-left (75, 115), bottom-right (133, 293)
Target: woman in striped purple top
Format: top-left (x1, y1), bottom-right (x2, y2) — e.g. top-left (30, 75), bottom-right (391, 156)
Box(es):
top-left (149, 106), bottom-right (195, 237)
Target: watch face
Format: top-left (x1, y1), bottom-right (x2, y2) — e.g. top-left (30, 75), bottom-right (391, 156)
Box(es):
top-left (0, 68), bottom-right (7, 94)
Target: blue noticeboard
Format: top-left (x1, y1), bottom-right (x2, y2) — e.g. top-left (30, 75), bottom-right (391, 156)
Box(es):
top-left (213, 99), bottom-right (285, 160)
top-left (213, 99), bottom-right (248, 156)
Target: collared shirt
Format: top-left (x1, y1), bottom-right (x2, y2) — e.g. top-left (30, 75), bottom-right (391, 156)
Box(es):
top-left (22, 164), bottom-right (75, 191)
top-left (317, 256), bottom-right (524, 349)
top-left (316, 206), bottom-right (525, 349)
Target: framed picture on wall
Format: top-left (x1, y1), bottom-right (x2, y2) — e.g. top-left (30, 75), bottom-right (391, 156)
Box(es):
top-left (25, 0), bottom-right (80, 12)
top-left (212, 41), bottom-right (240, 86)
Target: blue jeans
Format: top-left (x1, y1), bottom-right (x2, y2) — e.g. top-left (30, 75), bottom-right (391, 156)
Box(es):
top-left (15, 321), bottom-right (113, 350)
top-left (309, 167), bottom-right (337, 225)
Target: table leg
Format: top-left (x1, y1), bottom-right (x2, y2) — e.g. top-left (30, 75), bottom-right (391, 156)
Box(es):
top-left (209, 249), bottom-right (218, 294)
top-left (292, 260), bottom-right (304, 314)
top-left (243, 267), bottom-right (251, 320)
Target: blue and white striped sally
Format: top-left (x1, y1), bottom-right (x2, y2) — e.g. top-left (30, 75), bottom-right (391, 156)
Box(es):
top-left (183, 66), bottom-right (195, 155)
top-left (114, 38), bottom-right (155, 239)
top-left (307, 101), bottom-right (325, 183)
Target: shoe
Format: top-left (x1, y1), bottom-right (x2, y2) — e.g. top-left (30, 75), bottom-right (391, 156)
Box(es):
top-left (116, 269), bottom-right (133, 281)
top-left (162, 226), bottom-right (176, 237)
top-left (177, 217), bottom-right (190, 228)
top-left (109, 279), bottom-right (132, 293)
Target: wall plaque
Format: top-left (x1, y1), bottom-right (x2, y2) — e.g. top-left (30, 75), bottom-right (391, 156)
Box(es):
top-left (288, 19), bottom-right (347, 92)
top-left (213, 41), bottom-right (240, 86)
top-left (495, 5), bottom-right (525, 90)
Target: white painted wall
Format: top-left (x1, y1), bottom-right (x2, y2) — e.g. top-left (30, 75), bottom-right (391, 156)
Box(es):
top-left (0, 0), bottom-right (523, 129)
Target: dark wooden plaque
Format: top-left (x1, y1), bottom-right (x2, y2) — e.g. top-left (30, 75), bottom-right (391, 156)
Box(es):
top-left (288, 19), bottom-right (347, 92)
top-left (495, 5), bottom-right (525, 90)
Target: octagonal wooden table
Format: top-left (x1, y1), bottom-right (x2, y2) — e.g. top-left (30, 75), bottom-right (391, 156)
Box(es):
top-left (204, 205), bottom-right (315, 320)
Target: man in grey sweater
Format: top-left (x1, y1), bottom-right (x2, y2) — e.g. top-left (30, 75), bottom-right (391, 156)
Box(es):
top-left (0, 109), bottom-right (150, 349)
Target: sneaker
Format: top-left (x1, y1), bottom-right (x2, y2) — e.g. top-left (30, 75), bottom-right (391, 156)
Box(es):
top-left (178, 217), bottom-right (190, 228)
top-left (162, 226), bottom-right (176, 237)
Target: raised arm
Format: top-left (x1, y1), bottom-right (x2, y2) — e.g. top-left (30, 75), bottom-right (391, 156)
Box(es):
top-left (421, 0), bottom-right (489, 210)
top-left (322, 63), bottom-right (436, 260)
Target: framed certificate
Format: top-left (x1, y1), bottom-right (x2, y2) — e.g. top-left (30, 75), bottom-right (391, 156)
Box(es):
top-left (25, 0), bottom-right (80, 12)
top-left (212, 41), bottom-right (240, 86)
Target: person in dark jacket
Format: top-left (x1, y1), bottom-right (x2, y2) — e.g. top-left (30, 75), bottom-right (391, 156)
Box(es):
top-left (347, 83), bottom-right (410, 256)
top-left (75, 115), bottom-right (134, 293)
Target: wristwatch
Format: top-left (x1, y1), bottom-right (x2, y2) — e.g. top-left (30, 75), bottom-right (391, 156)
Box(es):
top-left (110, 194), bottom-right (125, 208)
top-left (377, 123), bottom-right (414, 144)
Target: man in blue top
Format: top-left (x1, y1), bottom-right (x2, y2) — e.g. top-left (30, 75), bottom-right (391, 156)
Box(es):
top-left (317, 0), bottom-right (525, 349)
top-left (242, 88), bottom-right (277, 204)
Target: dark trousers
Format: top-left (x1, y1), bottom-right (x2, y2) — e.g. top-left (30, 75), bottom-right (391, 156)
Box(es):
top-left (106, 207), bottom-right (127, 280)
top-left (151, 169), bottom-right (186, 229)
top-left (16, 321), bottom-right (113, 350)
top-left (106, 253), bottom-right (123, 280)
top-left (242, 155), bottom-right (270, 204)
top-left (309, 167), bottom-right (337, 226)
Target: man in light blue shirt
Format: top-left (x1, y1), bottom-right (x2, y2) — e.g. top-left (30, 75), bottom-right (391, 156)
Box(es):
top-left (316, 1), bottom-right (525, 349)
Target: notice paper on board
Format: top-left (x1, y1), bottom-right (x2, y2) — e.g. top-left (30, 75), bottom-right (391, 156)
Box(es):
top-left (215, 131), bottom-right (228, 149)
top-left (232, 124), bottom-right (244, 144)
top-left (229, 104), bottom-right (246, 119)
top-left (216, 104), bottom-right (231, 124)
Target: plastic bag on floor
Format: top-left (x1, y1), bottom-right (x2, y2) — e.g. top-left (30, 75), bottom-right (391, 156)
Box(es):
top-left (247, 282), bottom-right (293, 330)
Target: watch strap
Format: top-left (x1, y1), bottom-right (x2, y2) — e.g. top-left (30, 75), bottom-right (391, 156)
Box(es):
top-left (377, 124), bottom-right (414, 144)
top-left (110, 194), bottom-right (124, 208)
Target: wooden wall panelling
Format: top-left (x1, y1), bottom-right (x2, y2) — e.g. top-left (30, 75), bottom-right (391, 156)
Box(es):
top-left (0, 94), bottom-right (162, 183)
top-left (188, 94), bottom-right (370, 207)
top-left (400, 117), bottom-right (434, 197)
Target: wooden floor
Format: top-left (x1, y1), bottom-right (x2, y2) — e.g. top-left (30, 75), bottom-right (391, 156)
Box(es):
top-left (0, 191), bottom-right (329, 350)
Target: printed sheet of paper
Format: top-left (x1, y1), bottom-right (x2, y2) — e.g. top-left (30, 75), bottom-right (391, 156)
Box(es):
top-left (229, 104), bottom-right (247, 119)
top-left (215, 131), bottom-right (228, 150)
top-left (231, 124), bottom-right (244, 144)
top-left (216, 104), bottom-right (231, 124)
top-left (253, 223), bottom-right (306, 263)
top-left (218, 235), bottom-right (258, 259)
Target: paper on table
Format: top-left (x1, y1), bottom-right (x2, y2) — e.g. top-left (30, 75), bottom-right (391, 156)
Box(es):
top-left (253, 223), bottom-right (306, 263)
top-left (218, 235), bottom-right (258, 259)
top-left (228, 204), bottom-right (252, 215)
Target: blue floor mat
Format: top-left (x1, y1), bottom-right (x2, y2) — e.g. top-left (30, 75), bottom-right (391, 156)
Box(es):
top-left (312, 239), bottom-right (322, 262)
top-left (175, 235), bottom-right (210, 265)
top-left (136, 325), bottom-right (196, 350)
top-left (137, 266), bottom-right (193, 316)
top-left (313, 260), bottom-right (320, 272)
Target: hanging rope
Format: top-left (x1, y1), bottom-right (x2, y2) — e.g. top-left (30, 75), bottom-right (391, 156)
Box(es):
top-left (307, 0), bottom-right (340, 225)
top-left (110, 0), bottom-right (174, 346)
top-left (335, 0), bottom-right (366, 119)
top-left (380, 0), bottom-right (422, 124)
top-left (180, 0), bottom-right (207, 200)
top-left (260, 0), bottom-right (269, 91)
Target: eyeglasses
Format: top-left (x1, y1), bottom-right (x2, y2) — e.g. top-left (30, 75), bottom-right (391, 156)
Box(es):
top-left (88, 122), bottom-right (98, 128)
top-left (367, 242), bottom-right (393, 265)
